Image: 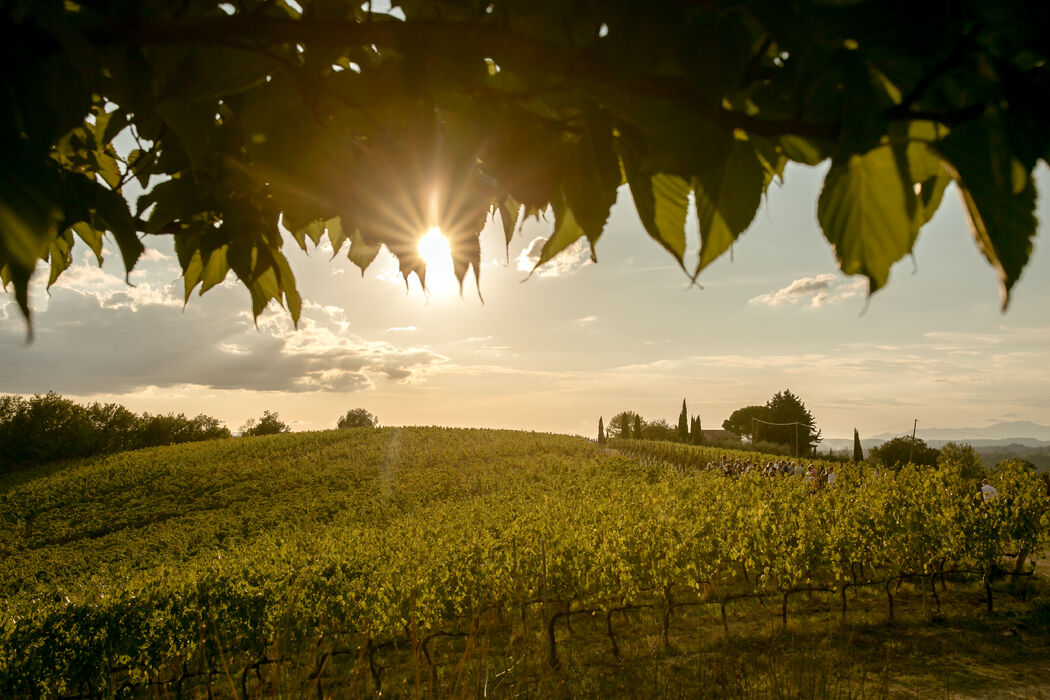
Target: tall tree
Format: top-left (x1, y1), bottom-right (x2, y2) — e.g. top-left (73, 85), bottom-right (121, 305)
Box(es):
top-left (853, 428), bottom-right (863, 462)
top-left (762, 390), bottom-right (821, 456)
top-left (2, 2), bottom-right (1047, 328)
top-left (691, 415), bottom-right (704, 445)
top-left (597, 416), bottom-right (606, 445)
top-left (610, 411), bottom-right (639, 439)
top-left (722, 405), bottom-right (769, 442)
top-left (677, 399), bottom-right (689, 442)
top-left (633, 414), bottom-right (643, 439)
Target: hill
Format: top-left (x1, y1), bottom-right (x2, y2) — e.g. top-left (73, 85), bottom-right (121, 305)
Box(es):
top-left (1, 428), bottom-right (1046, 697)
top-left (872, 421), bottom-right (1050, 442)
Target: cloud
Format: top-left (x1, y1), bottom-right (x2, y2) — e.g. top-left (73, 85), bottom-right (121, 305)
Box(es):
top-left (516, 236), bottom-right (592, 278)
top-left (749, 274), bottom-right (866, 308)
top-left (577, 315), bottom-right (598, 325)
top-left (139, 249), bottom-right (172, 262)
top-left (386, 326), bottom-right (418, 332)
top-left (0, 264), bottom-right (446, 396)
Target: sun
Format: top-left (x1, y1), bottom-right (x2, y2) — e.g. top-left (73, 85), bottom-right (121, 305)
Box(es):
top-left (418, 226), bottom-right (450, 267)
top-left (417, 226), bottom-right (457, 295)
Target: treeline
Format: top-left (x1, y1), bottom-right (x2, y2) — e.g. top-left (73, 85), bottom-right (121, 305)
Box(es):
top-left (0, 393), bottom-right (230, 473)
top-left (600, 390), bottom-right (825, 459)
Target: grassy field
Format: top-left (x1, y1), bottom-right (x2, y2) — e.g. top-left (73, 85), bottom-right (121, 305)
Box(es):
top-left (0, 427), bottom-right (1046, 697)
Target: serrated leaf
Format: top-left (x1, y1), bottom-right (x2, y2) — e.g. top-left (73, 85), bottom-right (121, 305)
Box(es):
top-left (450, 228), bottom-right (483, 296)
top-left (200, 244), bottom-right (229, 294)
top-left (693, 139), bottom-right (765, 276)
top-left (72, 222), bottom-right (104, 264)
top-left (534, 196), bottom-right (586, 272)
top-left (326, 218), bottom-right (347, 256)
top-left (498, 197), bottom-right (521, 254)
top-left (917, 171), bottom-right (950, 226)
top-left (46, 230), bottom-right (74, 288)
top-left (817, 145), bottom-right (919, 293)
top-left (97, 147), bottom-right (122, 189)
top-left (347, 228), bottom-right (380, 274)
top-left (273, 249), bottom-right (301, 324)
top-left (563, 111), bottom-right (620, 249)
top-left (626, 167), bottom-right (690, 267)
top-left (936, 117), bottom-right (1036, 308)
top-left (91, 184), bottom-right (142, 278)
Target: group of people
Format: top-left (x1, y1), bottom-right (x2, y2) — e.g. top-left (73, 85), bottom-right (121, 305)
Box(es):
top-left (703, 455), bottom-right (835, 484)
top-left (702, 455), bottom-right (1001, 503)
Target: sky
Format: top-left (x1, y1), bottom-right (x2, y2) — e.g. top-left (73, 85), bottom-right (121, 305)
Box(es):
top-left (2, 163), bottom-right (1049, 441)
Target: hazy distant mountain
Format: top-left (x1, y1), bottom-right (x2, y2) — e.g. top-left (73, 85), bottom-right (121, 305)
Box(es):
top-left (873, 421), bottom-right (1050, 441)
top-left (823, 421), bottom-right (1050, 464)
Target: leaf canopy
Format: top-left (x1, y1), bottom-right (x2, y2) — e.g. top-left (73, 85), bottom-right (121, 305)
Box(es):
top-left (1, 0), bottom-right (1048, 326)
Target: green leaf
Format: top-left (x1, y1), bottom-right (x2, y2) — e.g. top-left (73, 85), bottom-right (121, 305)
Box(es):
top-left (199, 244), bottom-right (229, 294)
top-left (623, 151), bottom-right (690, 268)
top-left (163, 47), bottom-right (276, 102)
top-left (534, 195), bottom-right (586, 271)
top-left (46, 230), bottom-right (74, 288)
top-left (88, 182), bottom-right (142, 278)
top-left (450, 229), bottom-right (482, 296)
top-left (139, 179), bottom-right (192, 234)
top-left (326, 218), bottom-right (347, 257)
top-left (156, 97), bottom-right (214, 166)
top-left (72, 222), bottom-right (104, 264)
top-left (562, 110), bottom-right (620, 249)
top-left (936, 116), bottom-right (1037, 308)
top-left (778, 136), bottom-right (832, 166)
top-left (693, 139), bottom-right (765, 276)
top-left (273, 249), bottom-right (302, 325)
top-left (347, 228), bottom-right (380, 274)
top-left (817, 145), bottom-right (920, 293)
top-left (498, 197), bottom-right (521, 255)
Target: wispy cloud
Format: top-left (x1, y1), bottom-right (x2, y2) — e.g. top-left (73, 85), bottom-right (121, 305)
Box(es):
top-left (577, 315), bottom-right (598, 325)
top-left (516, 236), bottom-right (592, 278)
top-left (749, 274), bottom-right (865, 308)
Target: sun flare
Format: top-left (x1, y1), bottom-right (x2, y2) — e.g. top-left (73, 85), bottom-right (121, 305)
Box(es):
top-left (418, 227), bottom-right (450, 267)
top-left (416, 226), bottom-right (458, 295)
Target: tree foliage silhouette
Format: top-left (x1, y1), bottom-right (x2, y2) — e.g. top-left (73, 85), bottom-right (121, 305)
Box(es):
top-left (337, 408), bottom-right (378, 429)
top-left (241, 410), bottom-right (291, 437)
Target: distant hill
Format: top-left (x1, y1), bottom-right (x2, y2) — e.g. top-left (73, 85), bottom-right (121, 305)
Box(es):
top-left (823, 423), bottom-right (1050, 472)
top-left (873, 421), bottom-right (1050, 442)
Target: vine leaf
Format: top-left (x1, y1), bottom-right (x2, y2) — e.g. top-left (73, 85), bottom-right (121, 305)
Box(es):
top-left (817, 145), bottom-right (920, 294)
top-left (347, 228), bottom-right (380, 275)
top-left (936, 116), bottom-right (1036, 309)
top-left (693, 139), bottom-right (765, 277)
top-left (534, 194), bottom-right (586, 272)
top-left (562, 111), bottom-right (620, 251)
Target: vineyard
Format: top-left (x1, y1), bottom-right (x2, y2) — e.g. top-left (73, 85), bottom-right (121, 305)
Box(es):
top-left (0, 428), bottom-right (1047, 697)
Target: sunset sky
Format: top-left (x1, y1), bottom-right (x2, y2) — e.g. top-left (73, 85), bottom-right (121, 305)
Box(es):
top-left (2, 163), bottom-right (1049, 441)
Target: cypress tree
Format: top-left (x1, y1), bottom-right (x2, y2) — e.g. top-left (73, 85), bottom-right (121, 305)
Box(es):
top-left (598, 416), bottom-right (606, 445)
top-left (692, 415), bottom-right (704, 445)
top-left (678, 399), bottom-right (689, 442)
top-left (853, 428), bottom-right (863, 462)
top-left (621, 415), bottom-right (630, 440)
top-left (633, 414), bottom-right (643, 438)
